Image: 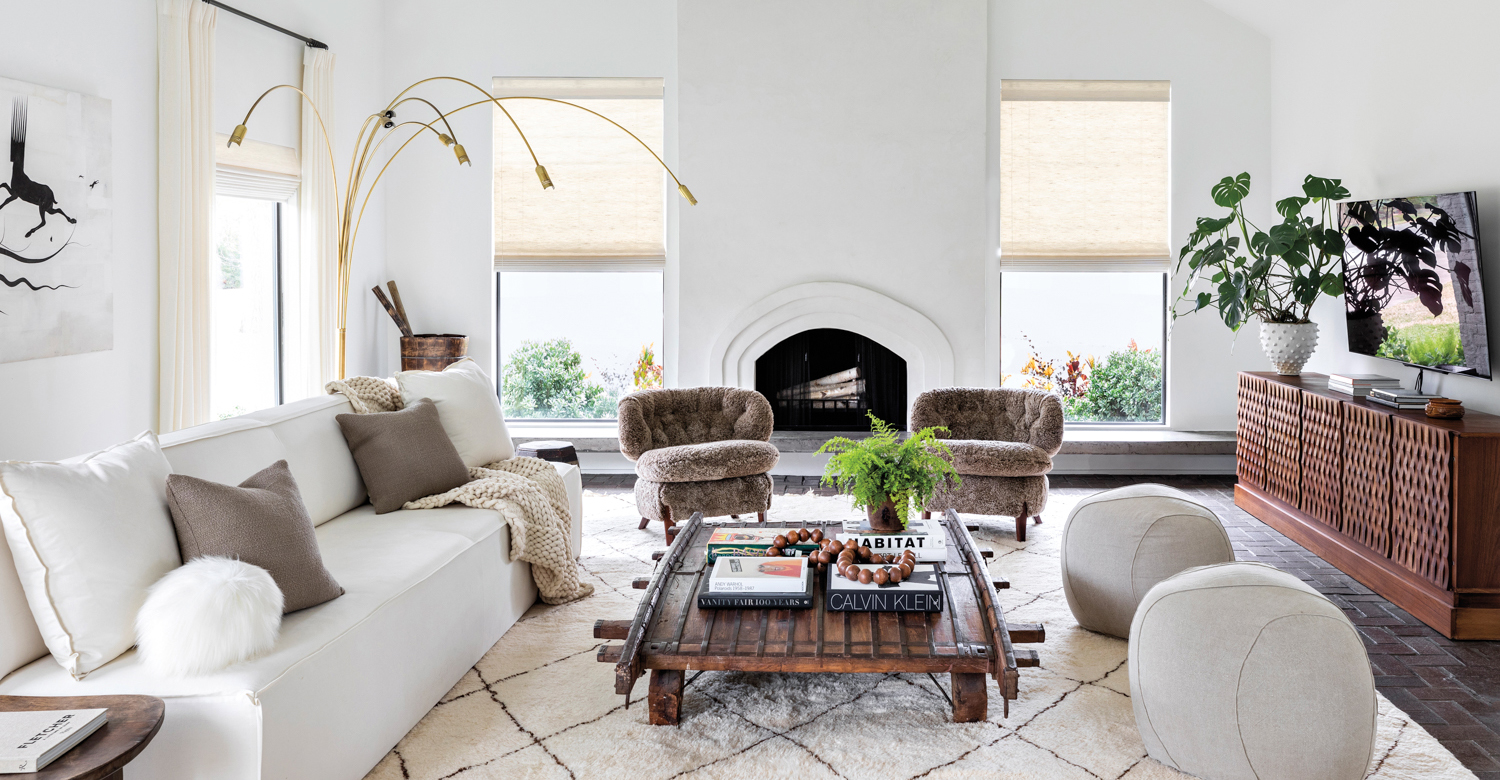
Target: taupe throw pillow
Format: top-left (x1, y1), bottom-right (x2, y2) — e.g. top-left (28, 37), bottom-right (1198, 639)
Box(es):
top-left (336, 398), bottom-right (471, 514)
top-left (165, 460), bottom-right (344, 613)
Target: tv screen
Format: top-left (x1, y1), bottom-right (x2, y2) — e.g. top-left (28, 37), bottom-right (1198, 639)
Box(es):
top-left (1340, 191), bottom-right (1491, 379)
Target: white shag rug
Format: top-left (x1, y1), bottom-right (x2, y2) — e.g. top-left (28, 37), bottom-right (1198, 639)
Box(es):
top-left (365, 489), bottom-right (1476, 780)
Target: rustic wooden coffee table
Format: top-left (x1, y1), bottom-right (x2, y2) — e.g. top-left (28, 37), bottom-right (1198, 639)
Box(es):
top-left (596, 509), bottom-right (1043, 724)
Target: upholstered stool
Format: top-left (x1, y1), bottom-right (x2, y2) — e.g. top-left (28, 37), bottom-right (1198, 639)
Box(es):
top-left (1130, 562), bottom-right (1377, 780)
top-left (1059, 483), bottom-right (1233, 638)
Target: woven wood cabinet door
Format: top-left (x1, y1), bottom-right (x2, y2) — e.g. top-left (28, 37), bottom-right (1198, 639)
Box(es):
top-left (1300, 392), bottom-right (1343, 529)
top-left (1390, 418), bottom-right (1452, 589)
top-left (1342, 404), bottom-right (1392, 556)
top-left (1263, 381), bottom-right (1302, 506)
top-left (1237, 374), bottom-right (1269, 491)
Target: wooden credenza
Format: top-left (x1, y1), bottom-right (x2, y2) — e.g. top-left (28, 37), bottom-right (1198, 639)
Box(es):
top-left (1235, 371), bottom-right (1500, 639)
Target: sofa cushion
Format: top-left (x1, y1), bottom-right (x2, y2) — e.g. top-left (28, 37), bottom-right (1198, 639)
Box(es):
top-left (337, 400), bottom-right (472, 514)
top-left (0, 432), bottom-right (181, 679)
top-left (397, 359), bottom-right (515, 468)
top-left (634, 440), bottom-right (780, 483)
top-left (944, 439), bottom-right (1053, 477)
top-left (166, 460), bottom-right (344, 613)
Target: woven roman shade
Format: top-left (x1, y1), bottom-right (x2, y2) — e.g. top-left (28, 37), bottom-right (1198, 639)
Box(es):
top-left (1000, 80), bottom-right (1169, 270)
top-left (214, 134), bottom-right (299, 201)
top-left (492, 77), bottom-right (665, 268)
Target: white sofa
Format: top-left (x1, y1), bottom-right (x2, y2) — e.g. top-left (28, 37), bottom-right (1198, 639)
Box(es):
top-left (0, 393), bottom-right (583, 780)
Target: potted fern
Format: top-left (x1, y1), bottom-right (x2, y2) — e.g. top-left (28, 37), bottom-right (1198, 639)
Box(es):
top-left (816, 413), bottom-right (961, 532)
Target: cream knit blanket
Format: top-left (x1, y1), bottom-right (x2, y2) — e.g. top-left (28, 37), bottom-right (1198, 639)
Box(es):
top-left (327, 376), bottom-right (593, 605)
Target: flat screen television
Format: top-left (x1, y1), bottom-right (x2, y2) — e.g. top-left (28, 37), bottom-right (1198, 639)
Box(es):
top-left (1340, 191), bottom-right (1492, 380)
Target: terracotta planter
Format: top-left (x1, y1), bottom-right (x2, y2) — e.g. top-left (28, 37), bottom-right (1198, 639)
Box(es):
top-left (1259, 321), bottom-right (1320, 376)
top-left (866, 497), bottom-right (904, 532)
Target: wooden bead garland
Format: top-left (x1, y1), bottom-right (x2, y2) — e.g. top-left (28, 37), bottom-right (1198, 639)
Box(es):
top-left (762, 527), bottom-right (918, 583)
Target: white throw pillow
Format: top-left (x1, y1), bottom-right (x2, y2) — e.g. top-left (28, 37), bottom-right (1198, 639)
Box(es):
top-left (396, 358), bottom-right (515, 467)
top-left (136, 556), bottom-right (283, 677)
top-left (0, 432), bottom-right (181, 679)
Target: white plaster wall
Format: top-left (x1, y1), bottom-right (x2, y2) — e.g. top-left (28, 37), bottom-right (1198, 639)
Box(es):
top-left (379, 0), bottom-right (678, 380)
top-left (0, 0), bottom-right (386, 462)
top-left (677, 0), bottom-right (990, 400)
top-left (991, 0), bottom-right (1273, 432)
top-left (1208, 0), bottom-right (1500, 414)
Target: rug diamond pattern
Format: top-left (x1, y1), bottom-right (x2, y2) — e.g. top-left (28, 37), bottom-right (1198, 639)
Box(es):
top-left (365, 490), bottom-right (1474, 780)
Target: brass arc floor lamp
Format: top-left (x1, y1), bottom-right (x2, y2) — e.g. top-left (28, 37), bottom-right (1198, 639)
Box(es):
top-left (229, 76), bottom-right (696, 380)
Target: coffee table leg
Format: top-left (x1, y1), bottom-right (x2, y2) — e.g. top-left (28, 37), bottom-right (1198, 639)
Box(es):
top-left (951, 672), bottom-right (988, 722)
top-left (648, 669), bottom-right (685, 725)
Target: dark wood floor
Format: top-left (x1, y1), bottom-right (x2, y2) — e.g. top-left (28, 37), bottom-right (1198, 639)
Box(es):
top-left (582, 472), bottom-right (1500, 778)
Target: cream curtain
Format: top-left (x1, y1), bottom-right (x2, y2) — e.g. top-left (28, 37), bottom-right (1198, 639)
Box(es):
top-left (1000, 80), bottom-right (1170, 270)
top-left (156, 0), bottom-right (216, 431)
top-left (286, 46), bottom-right (337, 401)
top-left (492, 77), bottom-right (665, 268)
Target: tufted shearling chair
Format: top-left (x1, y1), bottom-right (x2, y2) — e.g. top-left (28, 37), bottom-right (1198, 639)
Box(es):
top-left (618, 387), bottom-right (780, 542)
top-left (910, 387), bottom-right (1065, 542)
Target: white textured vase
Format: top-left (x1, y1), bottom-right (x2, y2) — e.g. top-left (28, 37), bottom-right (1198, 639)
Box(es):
top-left (1259, 321), bottom-right (1320, 375)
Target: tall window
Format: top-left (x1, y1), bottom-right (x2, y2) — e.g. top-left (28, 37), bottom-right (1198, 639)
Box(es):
top-left (493, 77), bottom-right (665, 420)
top-left (999, 80), bottom-right (1169, 423)
top-left (210, 137), bottom-right (298, 420)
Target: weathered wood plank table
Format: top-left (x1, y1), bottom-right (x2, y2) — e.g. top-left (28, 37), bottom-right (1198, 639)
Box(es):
top-left (596, 509), bottom-right (1043, 724)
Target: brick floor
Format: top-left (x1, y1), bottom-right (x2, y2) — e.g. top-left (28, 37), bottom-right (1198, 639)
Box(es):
top-left (582, 471), bottom-right (1500, 778)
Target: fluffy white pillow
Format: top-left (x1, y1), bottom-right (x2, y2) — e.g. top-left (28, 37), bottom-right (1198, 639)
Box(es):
top-left (0, 432), bottom-right (181, 679)
top-left (136, 556), bottom-right (283, 677)
top-left (396, 358), bottom-right (515, 467)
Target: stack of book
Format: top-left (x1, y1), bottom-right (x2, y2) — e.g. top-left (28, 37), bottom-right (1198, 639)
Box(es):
top-left (1367, 387), bottom-right (1442, 410)
top-left (835, 516), bottom-right (947, 562)
top-left (705, 527), bottom-right (820, 561)
top-left (826, 564), bottom-right (945, 612)
top-left (0, 708), bottom-right (108, 773)
top-left (1327, 373), bottom-right (1402, 397)
top-left (697, 556), bottom-right (813, 609)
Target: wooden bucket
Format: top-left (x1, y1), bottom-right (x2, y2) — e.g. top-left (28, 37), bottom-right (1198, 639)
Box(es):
top-left (400, 334), bottom-right (468, 372)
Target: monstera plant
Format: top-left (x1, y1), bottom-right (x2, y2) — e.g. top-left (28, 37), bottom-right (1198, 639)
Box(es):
top-left (1173, 173), bottom-right (1350, 374)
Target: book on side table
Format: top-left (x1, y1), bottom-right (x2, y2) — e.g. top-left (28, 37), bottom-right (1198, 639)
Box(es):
top-left (835, 516), bottom-right (947, 561)
top-left (826, 563), bottom-right (945, 612)
top-left (698, 556), bottom-right (813, 608)
top-left (0, 709), bottom-right (108, 773)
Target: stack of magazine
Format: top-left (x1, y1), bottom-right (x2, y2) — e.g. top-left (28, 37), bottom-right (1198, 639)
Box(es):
top-left (1367, 387), bottom-right (1441, 410)
top-left (704, 527), bottom-right (819, 561)
top-left (697, 556), bottom-right (813, 609)
top-left (1327, 373), bottom-right (1401, 398)
top-left (834, 516), bottom-right (947, 561)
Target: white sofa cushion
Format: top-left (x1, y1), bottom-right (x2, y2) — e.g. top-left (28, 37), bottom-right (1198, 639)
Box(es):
top-left (0, 432), bottom-right (181, 679)
top-left (396, 359), bottom-right (515, 467)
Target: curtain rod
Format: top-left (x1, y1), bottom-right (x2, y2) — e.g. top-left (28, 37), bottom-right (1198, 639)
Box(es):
top-left (202, 0), bottom-right (328, 49)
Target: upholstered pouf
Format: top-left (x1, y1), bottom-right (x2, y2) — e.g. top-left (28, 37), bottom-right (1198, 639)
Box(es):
top-left (1060, 483), bottom-right (1233, 638)
top-left (1130, 562), bottom-right (1377, 780)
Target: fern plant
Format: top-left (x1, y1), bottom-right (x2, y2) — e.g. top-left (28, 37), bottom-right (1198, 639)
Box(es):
top-left (816, 413), bottom-right (961, 528)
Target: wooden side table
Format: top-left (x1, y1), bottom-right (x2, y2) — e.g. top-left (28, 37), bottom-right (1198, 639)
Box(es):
top-left (0, 695), bottom-right (164, 779)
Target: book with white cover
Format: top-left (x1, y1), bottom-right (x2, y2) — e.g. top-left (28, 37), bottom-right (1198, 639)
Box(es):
top-left (836, 517), bottom-right (946, 561)
top-left (0, 709), bottom-right (107, 773)
top-left (707, 556), bottom-right (809, 593)
top-left (1328, 373), bottom-right (1401, 386)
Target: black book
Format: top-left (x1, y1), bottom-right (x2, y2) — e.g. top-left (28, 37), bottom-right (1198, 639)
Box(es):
top-left (696, 569), bottom-right (814, 609)
top-left (825, 564), bottom-right (945, 612)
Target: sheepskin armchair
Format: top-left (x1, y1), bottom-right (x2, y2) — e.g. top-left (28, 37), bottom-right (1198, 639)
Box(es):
top-left (618, 387), bottom-right (779, 540)
top-left (911, 387), bottom-right (1064, 541)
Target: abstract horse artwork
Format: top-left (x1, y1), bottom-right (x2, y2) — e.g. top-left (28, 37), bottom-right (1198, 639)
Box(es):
top-left (1, 97), bottom-right (76, 239)
top-left (0, 77), bottom-right (113, 364)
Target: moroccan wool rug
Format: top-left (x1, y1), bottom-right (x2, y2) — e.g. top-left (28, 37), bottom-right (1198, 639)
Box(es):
top-left (366, 489), bottom-right (1474, 780)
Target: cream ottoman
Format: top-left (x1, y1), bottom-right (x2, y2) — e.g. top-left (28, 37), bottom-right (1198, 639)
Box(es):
top-left (1060, 483), bottom-right (1233, 638)
top-left (1130, 562), bottom-right (1377, 780)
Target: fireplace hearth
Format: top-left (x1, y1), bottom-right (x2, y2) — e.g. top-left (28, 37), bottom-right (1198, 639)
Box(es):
top-left (755, 328), bottom-right (907, 431)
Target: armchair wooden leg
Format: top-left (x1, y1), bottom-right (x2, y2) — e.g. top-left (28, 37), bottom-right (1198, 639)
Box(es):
top-left (1015, 502), bottom-right (1030, 543)
top-left (921, 511), bottom-right (931, 520)
top-left (638, 517), bottom-right (651, 530)
top-left (756, 512), bottom-right (766, 523)
top-left (730, 514), bottom-right (740, 519)
top-left (663, 506), bottom-right (677, 545)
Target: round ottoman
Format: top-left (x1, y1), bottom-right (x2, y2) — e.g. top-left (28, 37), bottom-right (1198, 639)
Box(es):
top-left (1060, 483), bottom-right (1233, 638)
top-left (1130, 562), bottom-right (1377, 780)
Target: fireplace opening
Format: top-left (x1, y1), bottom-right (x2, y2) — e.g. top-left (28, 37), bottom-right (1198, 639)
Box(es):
top-left (754, 328), bottom-right (907, 431)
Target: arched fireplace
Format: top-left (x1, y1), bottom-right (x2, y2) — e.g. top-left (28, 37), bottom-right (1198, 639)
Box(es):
top-left (755, 328), bottom-right (907, 431)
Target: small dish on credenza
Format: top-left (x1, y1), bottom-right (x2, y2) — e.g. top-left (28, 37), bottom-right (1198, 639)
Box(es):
top-left (1426, 398), bottom-right (1466, 419)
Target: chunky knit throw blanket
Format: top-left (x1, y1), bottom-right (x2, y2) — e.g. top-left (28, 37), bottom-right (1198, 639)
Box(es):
top-left (327, 376), bottom-right (593, 605)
